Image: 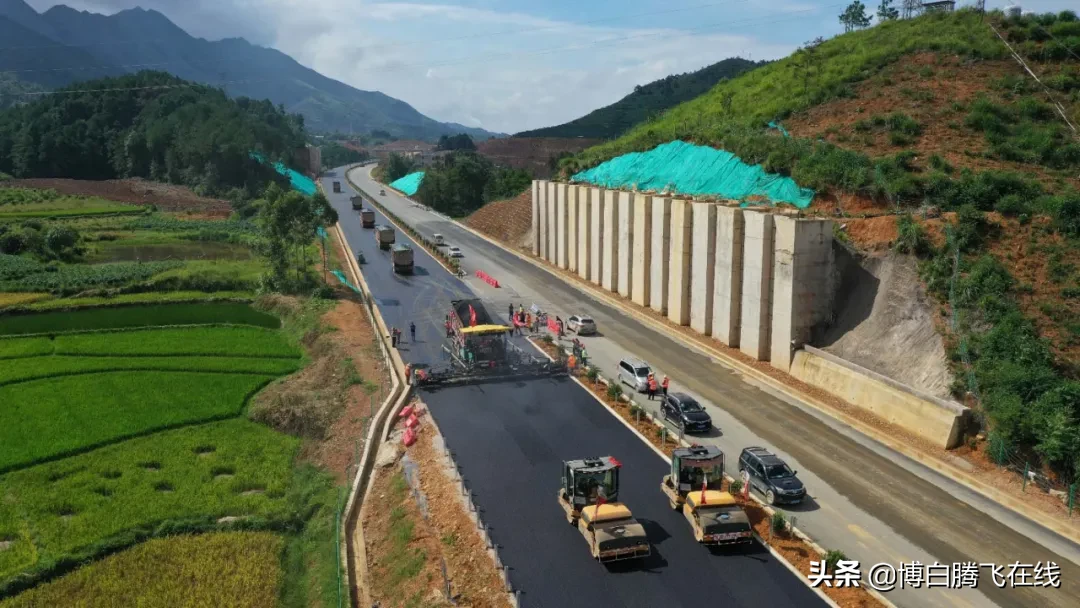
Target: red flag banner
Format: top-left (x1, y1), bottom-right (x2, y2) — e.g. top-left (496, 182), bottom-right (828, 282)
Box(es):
top-left (700, 477), bottom-right (708, 505)
top-left (547, 318), bottom-right (558, 332)
top-left (468, 305), bottom-right (477, 327)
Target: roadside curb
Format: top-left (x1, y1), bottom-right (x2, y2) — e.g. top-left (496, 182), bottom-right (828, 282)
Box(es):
top-left (527, 337), bottom-right (893, 608)
top-left (377, 176), bottom-right (1080, 547)
top-left (333, 223), bottom-right (411, 608)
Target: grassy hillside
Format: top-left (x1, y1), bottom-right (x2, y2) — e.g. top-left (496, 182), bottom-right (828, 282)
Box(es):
top-left (517, 58), bottom-right (762, 139)
top-left (570, 9), bottom-right (1080, 479)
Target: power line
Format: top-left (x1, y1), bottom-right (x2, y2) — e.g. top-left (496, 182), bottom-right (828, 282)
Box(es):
top-left (1028, 20), bottom-right (1080, 64)
top-left (989, 23), bottom-right (1077, 134)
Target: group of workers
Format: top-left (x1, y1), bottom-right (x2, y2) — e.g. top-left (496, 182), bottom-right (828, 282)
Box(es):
top-left (390, 322), bottom-right (418, 347)
top-left (506, 303), bottom-right (553, 336)
top-left (646, 373), bottom-right (670, 401)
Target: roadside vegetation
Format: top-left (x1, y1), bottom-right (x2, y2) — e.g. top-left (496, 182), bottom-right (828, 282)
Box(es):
top-left (318, 141), bottom-right (370, 170)
top-left (562, 8), bottom-right (1080, 484)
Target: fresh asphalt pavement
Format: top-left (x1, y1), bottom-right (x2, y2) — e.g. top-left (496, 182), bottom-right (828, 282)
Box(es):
top-left (322, 168), bottom-right (825, 608)
top-left (345, 164), bottom-right (1080, 608)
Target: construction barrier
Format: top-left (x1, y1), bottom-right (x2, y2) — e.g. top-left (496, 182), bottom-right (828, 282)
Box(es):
top-left (475, 269), bottom-right (500, 288)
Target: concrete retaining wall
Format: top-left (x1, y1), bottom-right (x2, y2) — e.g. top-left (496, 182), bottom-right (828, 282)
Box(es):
top-left (712, 206), bottom-right (744, 347)
top-left (740, 210), bottom-right (774, 361)
top-left (690, 203), bottom-right (717, 336)
top-left (538, 181), bottom-right (548, 260)
top-left (650, 197), bottom-right (671, 315)
top-left (617, 191), bottom-right (635, 299)
top-left (771, 217), bottom-right (834, 372)
top-left (556, 183), bottom-right (568, 269)
top-left (790, 346), bottom-right (969, 449)
top-left (567, 185), bottom-right (579, 273)
top-left (631, 194), bottom-right (652, 307)
top-left (590, 187), bottom-right (605, 286)
top-left (668, 199), bottom-right (692, 326)
top-left (531, 180), bottom-right (540, 256)
top-left (576, 186), bottom-right (591, 281)
top-left (602, 189), bottom-right (620, 292)
top-left (546, 182), bottom-right (557, 262)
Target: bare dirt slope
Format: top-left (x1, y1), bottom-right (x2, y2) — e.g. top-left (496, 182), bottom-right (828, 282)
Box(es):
top-left (5, 177), bottom-right (232, 217)
top-left (476, 137), bottom-right (603, 179)
top-left (818, 248), bottom-right (955, 399)
top-left (464, 191), bottom-right (532, 249)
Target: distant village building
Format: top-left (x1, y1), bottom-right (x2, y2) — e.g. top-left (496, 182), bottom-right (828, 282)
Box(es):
top-left (372, 140), bottom-right (435, 162)
top-left (921, 0), bottom-right (956, 13)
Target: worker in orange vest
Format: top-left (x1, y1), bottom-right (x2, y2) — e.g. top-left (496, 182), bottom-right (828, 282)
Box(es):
top-left (647, 374), bottom-right (658, 401)
top-left (567, 353), bottom-right (576, 371)
top-left (662, 375), bottom-right (670, 398)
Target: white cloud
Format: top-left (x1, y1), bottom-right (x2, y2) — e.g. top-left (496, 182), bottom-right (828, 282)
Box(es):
top-left (29, 1), bottom-right (799, 133)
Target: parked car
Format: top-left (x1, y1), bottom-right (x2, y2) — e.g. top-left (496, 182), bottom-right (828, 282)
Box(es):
top-left (617, 357), bottom-right (652, 392)
top-left (566, 315), bottom-right (597, 335)
top-left (738, 447), bottom-right (806, 505)
top-left (661, 392), bottom-right (712, 434)
top-left (448, 246), bottom-right (464, 258)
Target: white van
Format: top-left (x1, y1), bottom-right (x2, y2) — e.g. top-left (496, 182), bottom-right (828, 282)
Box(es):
top-left (433, 234), bottom-right (445, 246)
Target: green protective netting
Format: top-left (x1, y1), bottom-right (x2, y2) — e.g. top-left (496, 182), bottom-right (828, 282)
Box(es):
top-left (249, 152), bottom-right (317, 195)
top-left (390, 171), bottom-right (425, 196)
top-left (571, 140), bottom-right (814, 209)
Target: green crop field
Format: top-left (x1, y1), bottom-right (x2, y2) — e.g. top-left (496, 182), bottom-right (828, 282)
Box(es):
top-left (0, 189), bottom-right (146, 219)
top-left (0, 336), bottom-right (53, 359)
top-left (0, 420), bottom-right (297, 581)
top-left (0, 532), bottom-right (283, 608)
top-left (52, 326), bottom-right (299, 358)
top-left (0, 302), bottom-right (279, 335)
top-left (0, 355), bottom-right (300, 386)
top-left (0, 371), bottom-right (277, 472)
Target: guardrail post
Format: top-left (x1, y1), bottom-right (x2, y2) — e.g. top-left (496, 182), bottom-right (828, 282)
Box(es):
top-left (1023, 462), bottom-right (1029, 492)
top-left (661, 428), bottom-right (667, 448)
top-left (1070, 484), bottom-right (1076, 517)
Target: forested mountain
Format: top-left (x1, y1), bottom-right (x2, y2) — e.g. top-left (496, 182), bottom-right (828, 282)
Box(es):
top-left (0, 0), bottom-right (500, 140)
top-left (0, 72), bottom-right (303, 196)
top-left (516, 57), bottom-right (763, 139)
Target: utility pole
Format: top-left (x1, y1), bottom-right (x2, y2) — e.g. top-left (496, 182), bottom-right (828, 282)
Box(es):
top-left (974, 0), bottom-right (985, 12)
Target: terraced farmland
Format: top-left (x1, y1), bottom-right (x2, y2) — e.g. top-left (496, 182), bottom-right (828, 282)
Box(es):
top-left (0, 302), bottom-right (335, 604)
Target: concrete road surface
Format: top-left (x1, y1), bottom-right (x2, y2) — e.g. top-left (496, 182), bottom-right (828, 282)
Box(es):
top-left (342, 163), bottom-right (1080, 608)
top-left (322, 167), bottom-right (824, 608)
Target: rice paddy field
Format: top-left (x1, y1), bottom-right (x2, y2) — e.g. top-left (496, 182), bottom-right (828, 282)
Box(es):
top-left (0, 301), bottom-right (338, 605)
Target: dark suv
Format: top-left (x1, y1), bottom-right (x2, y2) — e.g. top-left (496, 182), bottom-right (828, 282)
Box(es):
top-left (661, 392), bottom-right (712, 434)
top-left (738, 447), bottom-right (806, 505)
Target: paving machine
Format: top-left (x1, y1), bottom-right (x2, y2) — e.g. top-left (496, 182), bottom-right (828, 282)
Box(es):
top-left (558, 456), bottom-right (651, 563)
top-left (411, 298), bottom-right (567, 388)
top-left (660, 445), bottom-right (752, 546)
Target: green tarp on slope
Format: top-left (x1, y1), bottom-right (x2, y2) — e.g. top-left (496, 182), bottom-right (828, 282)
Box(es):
top-left (571, 140), bottom-right (814, 209)
top-left (390, 171), bottom-right (425, 196)
top-left (249, 152), bottom-right (316, 195)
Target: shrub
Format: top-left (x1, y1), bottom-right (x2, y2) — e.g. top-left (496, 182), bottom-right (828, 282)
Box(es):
top-left (995, 194), bottom-right (1031, 217)
top-left (895, 214), bottom-right (929, 256)
top-left (825, 549), bottom-right (847, 573)
top-left (607, 382), bottom-right (624, 401)
top-left (770, 511), bottom-right (787, 534)
top-left (1054, 193), bottom-right (1080, 237)
top-left (585, 366), bottom-right (599, 382)
top-left (728, 479), bottom-right (743, 495)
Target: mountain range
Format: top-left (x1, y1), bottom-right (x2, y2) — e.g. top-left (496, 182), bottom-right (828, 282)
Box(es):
top-left (0, 0), bottom-right (501, 140)
top-left (516, 57), bottom-right (764, 139)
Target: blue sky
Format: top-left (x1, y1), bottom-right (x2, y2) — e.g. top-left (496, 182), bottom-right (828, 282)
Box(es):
top-left (29, 1), bottom-right (1080, 133)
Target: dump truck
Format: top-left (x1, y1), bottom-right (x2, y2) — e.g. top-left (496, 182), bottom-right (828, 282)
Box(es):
top-left (361, 209), bottom-right (376, 228)
top-left (661, 445), bottom-right (751, 546)
top-left (351, 195), bottom-right (363, 210)
top-left (332, 181), bottom-right (341, 193)
top-left (558, 456), bottom-right (651, 563)
top-left (392, 244), bottom-right (414, 274)
top-left (410, 298), bottom-right (566, 388)
top-left (374, 225), bottom-right (395, 250)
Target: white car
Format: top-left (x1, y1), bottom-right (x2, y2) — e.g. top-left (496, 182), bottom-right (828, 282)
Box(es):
top-left (448, 246), bottom-right (463, 258)
top-left (567, 314), bottom-right (597, 335)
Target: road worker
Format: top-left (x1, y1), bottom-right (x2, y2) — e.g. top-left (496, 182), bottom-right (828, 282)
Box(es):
top-left (647, 374), bottom-right (658, 401)
top-left (662, 375), bottom-right (670, 398)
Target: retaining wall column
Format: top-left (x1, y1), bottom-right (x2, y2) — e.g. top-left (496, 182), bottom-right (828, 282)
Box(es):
top-left (538, 180), bottom-right (548, 260)
top-left (617, 191), bottom-right (635, 299)
top-left (602, 189), bottom-right (620, 292)
top-left (577, 186), bottom-right (592, 281)
top-left (590, 188), bottom-right (605, 286)
top-left (771, 216), bottom-right (835, 372)
top-left (740, 210), bottom-right (774, 361)
top-left (711, 206), bottom-right (745, 347)
top-left (531, 180), bottom-right (540, 256)
top-left (650, 197), bottom-right (671, 315)
top-left (667, 199), bottom-right (692, 325)
top-left (546, 182), bottom-right (557, 263)
top-left (556, 183), bottom-right (569, 269)
top-left (567, 186), bottom-right (578, 272)
top-left (631, 194), bottom-right (652, 307)
top-left (690, 203), bottom-right (717, 336)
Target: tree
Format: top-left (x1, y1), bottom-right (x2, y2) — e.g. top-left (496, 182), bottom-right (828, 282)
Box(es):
top-left (877, 0), bottom-right (899, 21)
top-left (840, 1), bottom-right (872, 32)
top-left (436, 134), bottom-right (476, 151)
top-left (384, 153), bottom-right (416, 182)
top-left (256, 183), bottom-right (337, 291)
top-left (796, 37), bottom-right (826, 94)
top-left (44, 225), bottom-right (81, 260)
